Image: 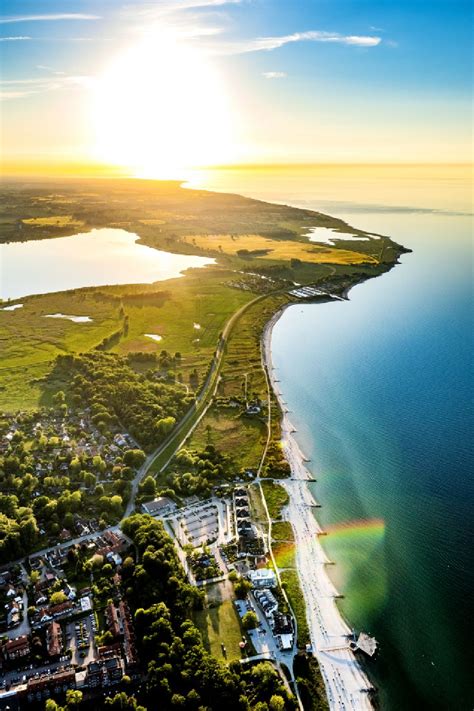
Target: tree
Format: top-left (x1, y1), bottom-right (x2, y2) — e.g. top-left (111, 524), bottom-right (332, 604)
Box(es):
top-left (53, 390), bottom-right (66, 407)
top-left (110, 495), bottom-right (123, 516)
top-left (140, 475), bottom-right (156, 497)
top-left (83, 471), bottom-right (96, 488)
top-left (234, 577), bottom-right (252, 600)
top-left (104, 692), bottom-right (146, 711)
top-left (86, 553), bottom-right (104, 572)
top-left (123, 449), bottom-right (146, 468)
top-left (242, 611), bottom-right (258, 630)
top-left (269, 695), bottom-right (286, 711)
top-left (155, 417), bottom-right (176, 438)
top-left (92, 455), bottom-right (106, 474)
top-left (65, 689), bottom-right (83, 707)
top-left (50, 590), bottom-right (67, 606)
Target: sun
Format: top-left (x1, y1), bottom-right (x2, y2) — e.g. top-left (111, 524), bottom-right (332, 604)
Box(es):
top-left (93, 34), bottom-right (236, 178)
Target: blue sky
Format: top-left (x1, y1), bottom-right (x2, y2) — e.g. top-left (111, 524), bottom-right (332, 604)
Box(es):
top-left (1, 0), bottom-right (472, 171)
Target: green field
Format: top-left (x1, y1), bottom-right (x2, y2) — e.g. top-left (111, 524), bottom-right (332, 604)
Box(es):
top-left (281, 570), bottom-right (310, 647)
top-left (182, 232), bottom-right (379, 265)
top-left (260, 480), bottom-right (289, 520)
top-left (189, 403), bottom-right (267, 470)
top-left (0, 179), bottom-right (406, 414)
top-left (0, 269), bottom-right (252, 411)
top-left (272, 540), bottom-right (296, 569)
top-left (272, 521), bottom-right (295, 541)
top-left (192, 581), bottom-right (248, 662)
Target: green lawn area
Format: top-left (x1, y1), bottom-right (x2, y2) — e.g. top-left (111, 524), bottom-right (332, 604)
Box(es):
top-left (189, 404), bottom-right (267, 470)
top-left (281, 570), bottom-right (309, 647)
top-left (248, 483), bottom-right (269, 535)
top-left (192, 598), bottom-right (246, 662)
top-left (272, 540), bottom-right (296, 570)
top-left (260, 480), bottom-right (289, 520)
top-left (271, 521), bottom-right (295, 541)
top-left (0, 268), bottom-right (253, 412)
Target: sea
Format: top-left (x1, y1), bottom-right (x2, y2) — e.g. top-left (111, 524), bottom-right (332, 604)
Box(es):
top-left (189, 165), bottom-right (473, 710)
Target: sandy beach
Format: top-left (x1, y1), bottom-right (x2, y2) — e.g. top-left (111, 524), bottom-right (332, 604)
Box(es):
top-left (263, 308), bottom-right (375, 711)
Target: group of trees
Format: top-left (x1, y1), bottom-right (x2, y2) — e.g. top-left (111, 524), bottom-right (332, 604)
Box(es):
top-left (56, 353), bottom-right (193, 450)
top-left (167, 444), bottom-right (234, 498)
top-left (44, 690), bottom-right (146, 711)
top-left (120, 514), bottom-right (296, 710)
top-left (0, 409), bottom-right (149, 563)
top-left (263, 442), bottom-right (291, 479)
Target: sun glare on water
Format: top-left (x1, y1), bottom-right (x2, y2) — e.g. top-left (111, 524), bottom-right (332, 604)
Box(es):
top-left (93, 34), bottom-right (235, 178)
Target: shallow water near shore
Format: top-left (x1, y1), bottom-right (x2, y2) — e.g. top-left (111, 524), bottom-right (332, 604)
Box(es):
top-left (194, 166), bottom-right (473, 710)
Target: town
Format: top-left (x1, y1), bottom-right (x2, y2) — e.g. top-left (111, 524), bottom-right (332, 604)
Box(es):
top-left (0, 406), bottom-right (298, 708)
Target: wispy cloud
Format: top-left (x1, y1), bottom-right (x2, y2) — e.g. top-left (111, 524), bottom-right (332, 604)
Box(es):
top-left (0, 14), bottom-right (101, 25)
top-left (0, 35), bottom-right (31, 41)
top-left (125, 0), bottom-right (241, 13)
top-left (0, 74), bottom-right (94, 100)
top-left (262, 71), bottom-right (287, 79)
top-left (1, 90), bottom-right (37, 99)
top-left (36, 65), bottom-right (65, 75)
top-left (232, 30), bottom-right (381, 53)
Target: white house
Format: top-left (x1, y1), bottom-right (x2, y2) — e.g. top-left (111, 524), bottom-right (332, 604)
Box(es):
top-left (248, 569), bottom-right (277, 589)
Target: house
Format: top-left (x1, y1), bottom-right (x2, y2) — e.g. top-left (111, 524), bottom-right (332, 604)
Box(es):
top-left (141, 496), bottom-right (177, 517)
top-left (7, 602), bottom-right (21, 627)
top-left (273, 612), bottom-right (293, 635)
top-left (86, 655), bottom-right (123, 688)
top-left (64, 584), bottom-right (77, 601)
top-left (106, 601), bottom-right (121, 639)
top-left (49, 600), bottom-right (73, 618)
top-left (80, 596), bottom-right (93, 613)
top-left (278, 633), bottom-right (293, 651)
top-left (246, 405), bottom-right (261, 415)
top-left (106, 552), bottom-right (122, 567)
top-left (272, 611), bottom-right (294, 650)
top-left (46, 621), bottom-right (62, 657)
top-left (118, 600), bottom-right (138, 669)
top-left (26, 670), bottom-right (75, 702)
top-left (37, 608), bottom-right (53, 624)
top-left (3, 635), bottom-right (30, 661)
top-left (254, 589), bottom-right (278, 619)
top-left (248, 569), bottom-right (277, 589)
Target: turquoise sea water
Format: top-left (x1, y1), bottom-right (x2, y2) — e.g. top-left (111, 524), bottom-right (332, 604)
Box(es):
top-left (194, 167), bottom-right (473, 710)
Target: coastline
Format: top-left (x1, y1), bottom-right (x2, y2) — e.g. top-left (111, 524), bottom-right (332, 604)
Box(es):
top-left (262, 305), bottom-right (375, 711)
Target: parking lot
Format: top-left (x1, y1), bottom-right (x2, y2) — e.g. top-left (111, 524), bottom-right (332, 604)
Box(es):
top-left (66, 614), bottom-right (98, 666)
top-left (169, 498), bottom-right (233, 549)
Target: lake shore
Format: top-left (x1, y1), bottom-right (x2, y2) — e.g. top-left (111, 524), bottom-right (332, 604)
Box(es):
top-left (262, 305), bottom-right (375, 711)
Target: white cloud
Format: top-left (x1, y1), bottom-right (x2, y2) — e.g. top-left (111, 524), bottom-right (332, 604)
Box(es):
top-left (0, 35), bottom-right (31, 41)
top-left (237, 30), bottom-right (381, 53)
top-left (0, 14), bottom-right (101, 25)
top-left (262, 71), bottom-right (287, 79)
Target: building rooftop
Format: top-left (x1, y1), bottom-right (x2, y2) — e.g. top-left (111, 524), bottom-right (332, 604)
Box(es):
top-left (142, 496), bottom-right (177, 516)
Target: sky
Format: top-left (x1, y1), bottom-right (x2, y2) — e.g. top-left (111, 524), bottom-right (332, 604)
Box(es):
top-left (0, 0), bottom-right (472, 176)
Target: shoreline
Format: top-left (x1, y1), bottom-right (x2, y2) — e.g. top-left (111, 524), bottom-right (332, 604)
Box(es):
top-left (262, 304), bottom-right (375, 711)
